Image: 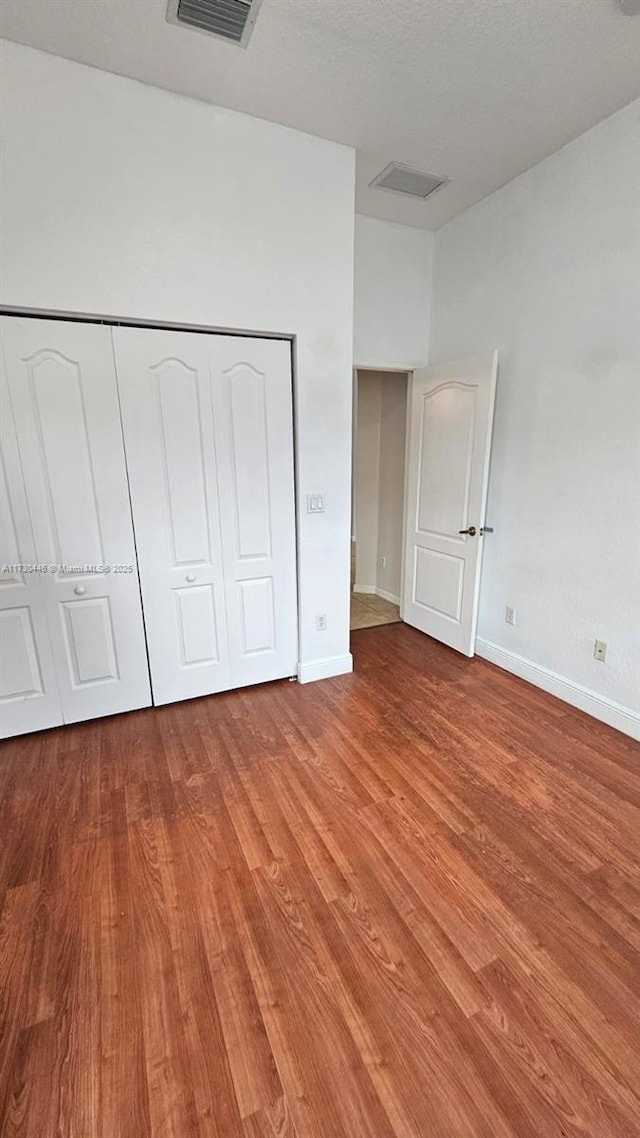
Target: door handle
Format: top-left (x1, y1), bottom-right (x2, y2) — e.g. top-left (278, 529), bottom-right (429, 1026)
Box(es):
top-left (458, 526), bottom-right (477, 537)
top-left (185, 573), bottom-right (196, 583)
top-left (74, 585), bottom-right (87, 595)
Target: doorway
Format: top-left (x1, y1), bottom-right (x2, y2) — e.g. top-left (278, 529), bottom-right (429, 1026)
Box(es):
top-left (350, 368), bottom-right (409, 631)
top-left (350, 352), bottom-right (497, 653)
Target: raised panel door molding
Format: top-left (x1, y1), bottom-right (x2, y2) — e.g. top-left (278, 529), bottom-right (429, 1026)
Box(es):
top-left (61, 596), bottom-right (120, 686)
top-left (113, 327), bottom-right (232, 706)
top-left (2, 316), bottom-right (151, 729)
top-left (227, 361), bottom-right (273, 561)
top-left (413, 547), bottom-right (465, 623)
top-left (402, 352), bottom-right (498, 656)
top-left (174, 583), bottom-right (221, 667)
top-left (238, 576), bottom-right (276, 655)
top-left (0, 606), bottom-right (45, 699)
top-left (212, 336), bottom-right (297, 689)
top-left (26, 348), bottom-right (105, 571)
top-left (0, 357), bottom-right (64, 737)
top-left (416, 382), bottom-right (476, 539)
top-left (154, 357), bottom-right (213, 567)
top-left (115, 327), bottom-right (297, 704)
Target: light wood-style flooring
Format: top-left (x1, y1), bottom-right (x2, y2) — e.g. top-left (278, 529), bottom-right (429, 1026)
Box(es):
top-left (350, 591), bottom-right (401, 629)
top-left (1, 623), bottom-right (640, 1137)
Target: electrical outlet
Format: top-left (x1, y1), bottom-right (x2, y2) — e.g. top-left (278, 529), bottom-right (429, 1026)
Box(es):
top-left (316, 614), bottom-right (327, 631)
top-left (594, 639), bottom-right (607, 662)
top-left (381, 555), bottom-right (387, 569)
top-left (505, 605), bottom-right (516, 626)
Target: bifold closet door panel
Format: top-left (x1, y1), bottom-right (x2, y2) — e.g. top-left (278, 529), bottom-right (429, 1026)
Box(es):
top-left (1, 317), bottom-right (151, 725)
top-left (0, 367), bottom-right (63, 737)
top-left (211, 336), bottom-right (297, 688)
top-left (112, 327), bottom-right (232, 705)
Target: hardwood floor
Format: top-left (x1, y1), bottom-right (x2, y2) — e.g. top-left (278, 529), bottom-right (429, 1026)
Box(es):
top-left (1, 623), bottom-right (640, 1137)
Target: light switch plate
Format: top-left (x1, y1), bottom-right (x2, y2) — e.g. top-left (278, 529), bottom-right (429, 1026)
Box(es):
top-left (306, 494), bottom-right (325, 514)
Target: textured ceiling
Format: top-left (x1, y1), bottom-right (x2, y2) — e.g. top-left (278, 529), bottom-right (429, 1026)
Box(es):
top-left (1, 0), bottom-right (640, 229)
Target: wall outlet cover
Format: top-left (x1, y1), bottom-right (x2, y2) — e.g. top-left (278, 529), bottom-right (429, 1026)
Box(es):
top-left (594, 639), bottom-right (607, 662)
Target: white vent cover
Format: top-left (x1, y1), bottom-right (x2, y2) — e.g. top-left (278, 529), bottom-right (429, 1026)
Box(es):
top-left (370, 162), bottom-right (449, 200)
top-left (167, 0), bottom-right (263, 47)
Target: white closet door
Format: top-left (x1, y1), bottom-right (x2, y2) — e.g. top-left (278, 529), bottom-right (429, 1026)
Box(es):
top-left (112, 327), bottom-right (232, 705)
top-left (1, 317), bottom-right (151, 725)
top-left (211, 336), bottom-right (297, 688)
top-left (114, 328), bottom-right (298, 704)
top-left (0, 369), bottom-right (63, 738)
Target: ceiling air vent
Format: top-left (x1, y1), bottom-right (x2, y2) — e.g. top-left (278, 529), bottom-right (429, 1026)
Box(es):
top-left (167, 0), bottom-right (264, 47)
top-left (370, 162), bottom-right (449, 200)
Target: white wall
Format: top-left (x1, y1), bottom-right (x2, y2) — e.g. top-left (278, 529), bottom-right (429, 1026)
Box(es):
top-left (353, 373), bottom-right (381, 591)
top-left (353, 370), bottom-right (407, 601)
top-left (377, 373), bottom-right (407, 603)
top-left (430, 99), bottom-right (640, 721)
top-left (0, 41), bottom-right (356, 680)
top-left (354, 215), bottom-right (433, 370)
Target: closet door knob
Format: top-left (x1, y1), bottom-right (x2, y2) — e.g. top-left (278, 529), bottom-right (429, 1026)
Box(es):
top-left (74, 585), bottom-right (87, 596)
top-left (185, 573), bottom-right (196, 583)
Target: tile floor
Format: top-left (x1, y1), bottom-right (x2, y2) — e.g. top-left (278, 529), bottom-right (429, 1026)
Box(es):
top-left (350, 591), bottom-right (401, 630)
top-left (350, 542), bottom-right (401, 629)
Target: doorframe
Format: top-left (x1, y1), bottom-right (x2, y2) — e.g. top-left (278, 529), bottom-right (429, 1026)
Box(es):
top-left (351, 363), bottom-right (414, 618)
top-left (0, 303), bottom-right (293, 341)
top-left (353, 359), bottom-right (497, 653)
top-left (1, 304), bottom-right (303, 680)
top-left (399, 369), bottom-right (415, 622)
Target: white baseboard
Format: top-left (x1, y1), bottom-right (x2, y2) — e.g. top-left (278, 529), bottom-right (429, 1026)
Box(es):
top-left (476, 638), bottom-right (640, 742)
top-left (353, 583), bottom-right (401, 605)
top-left (298, 653), bottom-right (353, 685)
top-left (375, 586), bottom-right (401, 606)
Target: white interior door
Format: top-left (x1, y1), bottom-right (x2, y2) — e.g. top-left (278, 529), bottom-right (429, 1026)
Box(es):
top-left (113, 327), bottom-right (232, 705)
top-left (114, 328), bottom-right (298, 703)
top-left (0, 368), bottom-right (63, 737)
top-left (1, 317), bottom-right (151, 725)
top-left (401, 352), bottom-right (498, 656)
top-left (210, 336), bottom-right (298, 688)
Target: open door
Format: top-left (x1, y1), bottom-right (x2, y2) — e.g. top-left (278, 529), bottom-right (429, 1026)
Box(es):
top-left (401, 352), bottom-right (497, 656)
